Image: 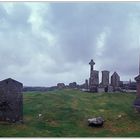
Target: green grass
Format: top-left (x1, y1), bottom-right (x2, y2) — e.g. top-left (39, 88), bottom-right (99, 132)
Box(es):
top-left (0, 89), bottom-right (139, 137)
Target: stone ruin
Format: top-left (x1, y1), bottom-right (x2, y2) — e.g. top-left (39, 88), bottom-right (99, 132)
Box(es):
top-left (101, 70), bottom-right (110, 92)
top-left (101, 70), bottom-right (109, 87)
top-left (0, 78), bottom-right (23, 123)
top-left (55, 59), bottom-right (122, 93)
top-left (87, 59), bottom-right (121, 93)
top-left (111, 72), bottom-right (120, 91)
top-left (57, 83), bottom-right (65, 89)
top-left (69, 82), bottom-right (77, 89)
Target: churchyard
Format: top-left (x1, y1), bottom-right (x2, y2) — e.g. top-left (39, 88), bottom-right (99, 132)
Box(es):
top-left (0, 59), bottom-right (139, 137)
top-left (0, 89), bottom-right (139, 137)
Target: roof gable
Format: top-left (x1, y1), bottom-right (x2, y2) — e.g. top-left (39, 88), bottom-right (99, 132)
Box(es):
top-left (112, 72), bottom-right (119, 77)
top-left (0, 78), bottom-right (23, 86)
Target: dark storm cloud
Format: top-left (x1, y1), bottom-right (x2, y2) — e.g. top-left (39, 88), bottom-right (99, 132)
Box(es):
top-left (45, 3), bottom-right (101, 63)
top-left (44, 3), bottom-right (140, 80)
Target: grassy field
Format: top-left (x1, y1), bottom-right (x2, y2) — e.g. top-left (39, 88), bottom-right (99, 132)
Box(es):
top-left (0, 89), bottom-right (139, 137)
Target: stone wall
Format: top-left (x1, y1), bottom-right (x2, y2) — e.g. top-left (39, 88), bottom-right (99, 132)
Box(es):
top-left (111, 72), bottom-right (120, 88)
top-left (102, 70), bottom-right (109, 87)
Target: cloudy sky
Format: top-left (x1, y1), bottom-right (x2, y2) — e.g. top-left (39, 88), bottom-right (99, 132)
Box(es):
top-left (0, 2), bottom-right (140, 86)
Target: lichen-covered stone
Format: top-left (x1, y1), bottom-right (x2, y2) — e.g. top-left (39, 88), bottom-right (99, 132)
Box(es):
top-left (102, 70), bottom-right (109, 87)
top-left (0, 78), bottom-right (23, 123)
top-left (111, 72), bottom-right (120, 89)
top-left (88, 117), bottom-right (104, 127)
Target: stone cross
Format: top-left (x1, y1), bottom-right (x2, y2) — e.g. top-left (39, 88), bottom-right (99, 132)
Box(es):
top-left (89, 59), bottom-right (99, 92)
top-left (89, 59), bottom-right (95, 71)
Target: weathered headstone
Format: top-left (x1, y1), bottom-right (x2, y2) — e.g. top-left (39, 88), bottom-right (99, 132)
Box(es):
top-left (0, 78), bottom-right (23, 123)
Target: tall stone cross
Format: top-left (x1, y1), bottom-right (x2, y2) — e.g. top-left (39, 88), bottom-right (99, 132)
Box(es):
top-left (89, 59), bottom-right (95, 71)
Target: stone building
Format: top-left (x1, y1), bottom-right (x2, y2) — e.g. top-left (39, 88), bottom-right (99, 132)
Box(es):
top-left (111, 72), bottom-right (120, 88)
top-left (0, 78), bottom-right (23, 123)
top-left (101, 70), bottom-right (110, 87)
top-left (89, 59), bottom-right (99, 92)
top-left (69, 82), bottom-right (77, 89)
top-left (57, 83), bottom-right (65, 89)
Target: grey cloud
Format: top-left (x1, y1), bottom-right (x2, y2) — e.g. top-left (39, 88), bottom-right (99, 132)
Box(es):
top-left (2, 3), bottom-right (31, 31)
top-left (0, 2), bottom-right (139, 86)
top-left (43, 3), bottom-right (140, 81)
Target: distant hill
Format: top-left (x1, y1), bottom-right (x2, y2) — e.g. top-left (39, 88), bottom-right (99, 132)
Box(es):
top-left (23, 86), bottom-right (57, 92)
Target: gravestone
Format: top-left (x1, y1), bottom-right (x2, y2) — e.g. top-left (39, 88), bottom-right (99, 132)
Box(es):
top-left (0, 78), bottom-right (23, 123)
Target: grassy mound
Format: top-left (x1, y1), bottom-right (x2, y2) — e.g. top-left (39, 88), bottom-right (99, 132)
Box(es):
top-left (0, 89), bottom-right (139, 137)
